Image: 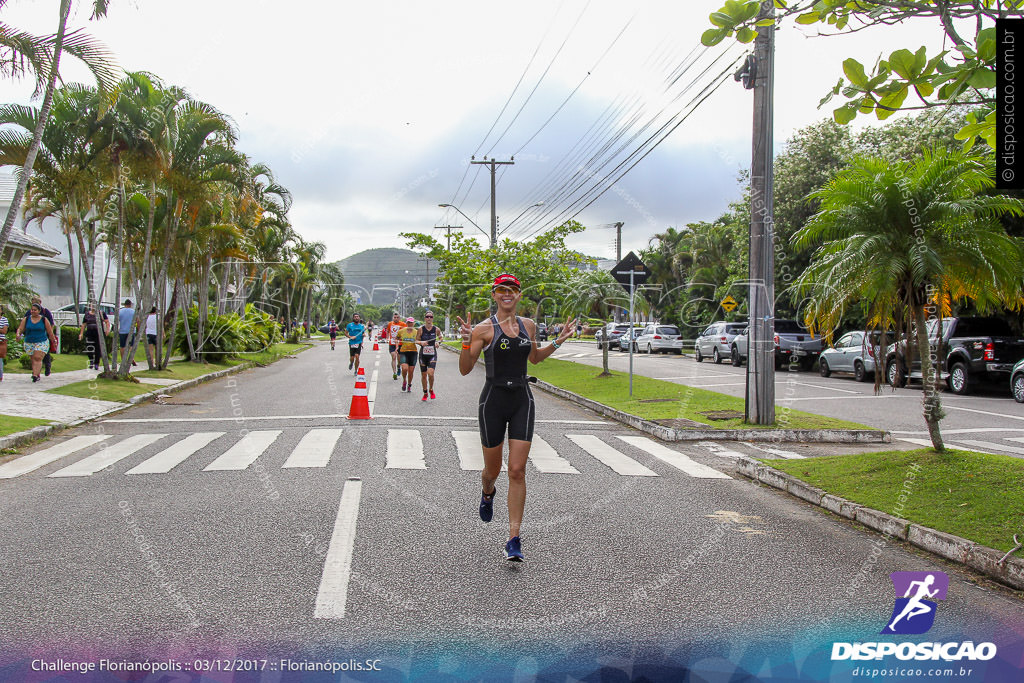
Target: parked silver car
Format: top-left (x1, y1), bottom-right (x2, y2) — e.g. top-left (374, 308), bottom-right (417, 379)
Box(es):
top-left (635, 323), bottom-right (683, 354)
top-left (818, 331), bottom-right (881, 382)
top-left (615, 326), bottom-right (647, 351)
top-left (694, 321), bottom-right (746, 364)
top-left (1012, 358), bottom-right (1024, 403)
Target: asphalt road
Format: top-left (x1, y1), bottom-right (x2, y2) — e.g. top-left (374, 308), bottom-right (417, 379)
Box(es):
top-left (0, 341), bottom-right (1020, 680)
top-left (558, 341), bottom-right (1024, 458)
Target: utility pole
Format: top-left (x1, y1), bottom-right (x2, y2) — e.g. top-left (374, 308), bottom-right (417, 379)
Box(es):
top-left (614, 221), bottom-right (624, 323)
top-left (435, 225), bottom-right (463, 252)
top-left (742, 2), bottom-right (776, 425)
top-left (470, 156), bottom-right (514, 248)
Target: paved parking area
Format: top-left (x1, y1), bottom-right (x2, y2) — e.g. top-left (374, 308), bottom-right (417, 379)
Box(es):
top-left (556, 341), bottom-right (1024, 458)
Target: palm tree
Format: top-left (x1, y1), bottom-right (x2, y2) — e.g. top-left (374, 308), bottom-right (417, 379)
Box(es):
top-left (0, 264), bottom-right (37, 313)
top-left (793, 147), bottom-right (1024, 451)
top-left (0, 0), bottom-right (119, 255)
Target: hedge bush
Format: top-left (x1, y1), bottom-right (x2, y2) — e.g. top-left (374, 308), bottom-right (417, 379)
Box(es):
top-left (175, 305), bottom-right (282, 360)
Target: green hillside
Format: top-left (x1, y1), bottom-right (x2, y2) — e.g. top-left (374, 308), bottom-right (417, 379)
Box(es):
top-left (333, 248), bottom-right (437, 306)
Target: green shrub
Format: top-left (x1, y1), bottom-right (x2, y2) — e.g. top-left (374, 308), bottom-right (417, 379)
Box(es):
top-left (287, 328), bottom-right (300, 344)
top-left (175, 305), bottom-right (283, 360)
top-left (5, 336), bottom-right (24, 361)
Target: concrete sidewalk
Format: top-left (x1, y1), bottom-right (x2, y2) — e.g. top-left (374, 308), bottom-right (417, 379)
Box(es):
top-left (1, 365), bottom-right (183, 424)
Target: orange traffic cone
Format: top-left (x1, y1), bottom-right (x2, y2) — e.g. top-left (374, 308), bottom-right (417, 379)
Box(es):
top-left (372, 340), bottom-right (379, 351)
top-left (348, 367), bottom-right (372, 420)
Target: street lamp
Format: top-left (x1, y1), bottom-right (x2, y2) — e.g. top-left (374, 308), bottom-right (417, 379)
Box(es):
top-left (502, 201), bottom-right (544, 232)
top-left (438, 204), bottom-right (487, 241)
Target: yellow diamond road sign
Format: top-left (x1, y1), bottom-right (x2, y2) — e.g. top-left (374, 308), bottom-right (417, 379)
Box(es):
top-left (720, 295), bottom-right (738, 313)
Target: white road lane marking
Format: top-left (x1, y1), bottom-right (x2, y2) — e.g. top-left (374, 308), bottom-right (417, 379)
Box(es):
top-left (957, 439), bottom-right (1024, 456)
top-left (616, 436), bottom-right (732, 479)
top-left (0, 435), bottom-right (110, 479)
top-left (386, 429), bottom-right (426, 469)
top-left (898, 437), bottom-right (984, 452)
top-left (203, 430), bottom-right (281, 471)
top-left (126, 432), bottom-right (224, 474)
top-left (527, 436), bottom-right (580, 474)
top-left (741, 442), bottom-right (805, 459)
top-left (367, 369), bottom-right (379, 416)
top-left (566, 434), bottom-right (657, 476)
top-left (944, 404), bottom-right (1024, 422)
top-left (103, 415), bottom-right (608, 425)
top-left (894, 428), bottom-right (1024, 435)
top-left (776, 395), bottom-right (903, 402)
top-left (1007, 436), bottom-right (1024, 442)
top-left (697, 441), bottom-right (747, 459)
top-left (283, 429), bottom-right (343, 468)
top-left (49, 434), bottom-right (166, 477)
top-left (788, 380), bottom-right (860, 394)
top-left (452, 431), bottom-right (506, 471)
top-left (314, 478), bottom-right (363, 619)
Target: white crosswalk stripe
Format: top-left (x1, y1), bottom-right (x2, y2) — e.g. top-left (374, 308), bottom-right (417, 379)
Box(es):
top-left (0, 435), bottom-right (110, 479)
top-left (0, 428), bottom-right (734, 480)
top-left (616, 436), bottom-right (732, 479)
top-left (452, 431), bottom-right (506, 471)
top-left (566, 434), bottom-right (657, 476)
top-left (50, 434), bottom-right (166, 477)
top-left (283, 429), bottom-right (343, 468)
top-left (528, 436), bottom-right (580, 474)
top-left (385, 428), bottom-right (426, 469)
top-left (126, 432), bottom-right (225, 474)
top-left (203, 430), bottom-right (281, 471)
top-left (955, 439), bottom-right (1024, 456)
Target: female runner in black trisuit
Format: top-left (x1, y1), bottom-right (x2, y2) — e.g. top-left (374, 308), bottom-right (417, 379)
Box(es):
top-left (457, 273), bottom-right (576, 561)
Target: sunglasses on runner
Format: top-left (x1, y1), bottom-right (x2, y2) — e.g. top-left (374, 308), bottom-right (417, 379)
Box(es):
top-left (425, 315), bottom-right (433, 318)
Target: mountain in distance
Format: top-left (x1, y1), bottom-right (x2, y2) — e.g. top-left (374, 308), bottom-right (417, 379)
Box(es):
top-left (333, 248), bottom-right (436, 306)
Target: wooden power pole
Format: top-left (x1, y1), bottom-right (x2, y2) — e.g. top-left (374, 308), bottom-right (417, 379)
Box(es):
top-left (744, 3), bottom-right (776, 425)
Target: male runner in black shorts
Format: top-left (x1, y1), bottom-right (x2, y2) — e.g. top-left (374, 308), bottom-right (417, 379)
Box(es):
top-left (416, 310), bottom-right (439, 401)
top-left (457, 274), bottom-right (575, 561)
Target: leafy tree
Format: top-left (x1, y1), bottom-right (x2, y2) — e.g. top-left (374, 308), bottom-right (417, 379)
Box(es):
top-left (402, 220), bottom-right (592, 322)
top-left (0, 0), bottom-right (119, 255)
top-left (702, 0), bottom-right (1007, 147)
top-left (793, 147), bottom-right (1024, 452)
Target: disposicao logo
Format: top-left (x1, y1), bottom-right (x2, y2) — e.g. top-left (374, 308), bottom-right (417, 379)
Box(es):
top-left (831, 570), bottom-right (997, 662)
top-left (882, 571), bottom-right (948, 635)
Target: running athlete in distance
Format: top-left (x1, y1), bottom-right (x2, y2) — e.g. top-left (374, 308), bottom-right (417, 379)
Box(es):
top-left (396, 317), bottom-right (419, 392)
top-left (327, 319), bottom-right (339, 350)
top-left (383, 312), bottom-right (403, 380)
top-left (416, 310), bottom-right (439, 401)
top-left (457, 273), bottom-right (576, 561)
top-left (345, 313), bottom-right (366, 374)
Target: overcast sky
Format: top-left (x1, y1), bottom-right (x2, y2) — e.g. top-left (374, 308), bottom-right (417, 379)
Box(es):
top-left (0, 0), bottom-right (945, 262)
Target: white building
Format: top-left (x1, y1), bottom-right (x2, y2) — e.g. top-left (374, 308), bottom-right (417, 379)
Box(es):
top-left (0, 174), bottom-right (121, 310)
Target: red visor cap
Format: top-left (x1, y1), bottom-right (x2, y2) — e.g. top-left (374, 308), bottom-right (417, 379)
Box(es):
top-left (492, 274), bottom-right (521, 290)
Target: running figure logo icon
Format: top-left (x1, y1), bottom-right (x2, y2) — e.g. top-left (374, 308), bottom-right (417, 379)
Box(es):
top-left (882, 571), bottom-right (949, 635)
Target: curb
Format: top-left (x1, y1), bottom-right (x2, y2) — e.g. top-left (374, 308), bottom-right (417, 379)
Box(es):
top-left (738, 455), bottom-right (1024, 591)
top-left (440, 343), bottom-right (889, 444)
top-left (0, 345), bottom-right (312, 452)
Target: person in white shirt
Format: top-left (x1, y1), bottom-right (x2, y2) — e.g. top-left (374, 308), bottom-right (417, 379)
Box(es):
top-left (145, 306), bottom-right (159, 365)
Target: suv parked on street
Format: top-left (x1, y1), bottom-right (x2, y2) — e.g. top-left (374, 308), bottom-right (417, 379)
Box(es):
top-left (886, 316), bottom-right (1024, 394)
top-left (635, 324), bottom-right (683, 354)
top-left (695, 321), bottom-right (746, 364)
top-left (615, 326), bottom-right (647, 352)
top-left (52, 301), bottom-right (116, 328)
top-left (595, 322), bottom-right (630, 349)
top-left (731, 319), bottom-right (824, 370)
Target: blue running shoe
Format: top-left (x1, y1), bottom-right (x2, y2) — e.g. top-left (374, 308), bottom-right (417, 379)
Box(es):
top-left (504, 536), bottom-right (524, 562)
top-left (479, 488), bottom-right (495, 522)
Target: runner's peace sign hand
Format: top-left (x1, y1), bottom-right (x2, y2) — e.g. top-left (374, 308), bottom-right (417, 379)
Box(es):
top-left (557, 317), bottom-right (577, 344)
top-left (455, 314), bottom-right (473, 342)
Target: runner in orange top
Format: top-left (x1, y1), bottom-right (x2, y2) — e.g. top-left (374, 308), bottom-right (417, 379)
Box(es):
top-left (381, 311), bottom-right (404, 380)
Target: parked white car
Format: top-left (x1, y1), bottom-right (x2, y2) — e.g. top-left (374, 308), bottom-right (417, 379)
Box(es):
top-left (51, 302), bottom-right (116, 328)
top-left (694, 321), bottom-right (746, 364)
top-left (634, 323), bottom-right (684, 354)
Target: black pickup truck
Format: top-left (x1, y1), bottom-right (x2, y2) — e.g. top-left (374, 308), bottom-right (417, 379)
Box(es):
top-left (885, 316), bottom-right (1024, 395)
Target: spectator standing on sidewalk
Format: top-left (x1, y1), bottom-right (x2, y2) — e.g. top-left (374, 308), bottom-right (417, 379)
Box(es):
top-left (0, 303), bottom-right (8, 382)
top-left (79, 302), bottom-right (111, 370)
top-left (16, 303), bottom-right (57, 382)
top-left (145, 306), bottom-right (159, 366)
top-left (118, 299), bottom-right (138, 367)
top-left (24, 296), bottom-right (55, 376)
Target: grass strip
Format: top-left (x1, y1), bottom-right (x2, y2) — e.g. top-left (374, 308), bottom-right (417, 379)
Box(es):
top-left (530, 357), bottom-right (871, 430)
top-left (45, 342), bottom-right (311, 403)
top-left (767, 449), bottom-right (1024, 552)
top-left (0, 415), bottom-right (51, 437)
